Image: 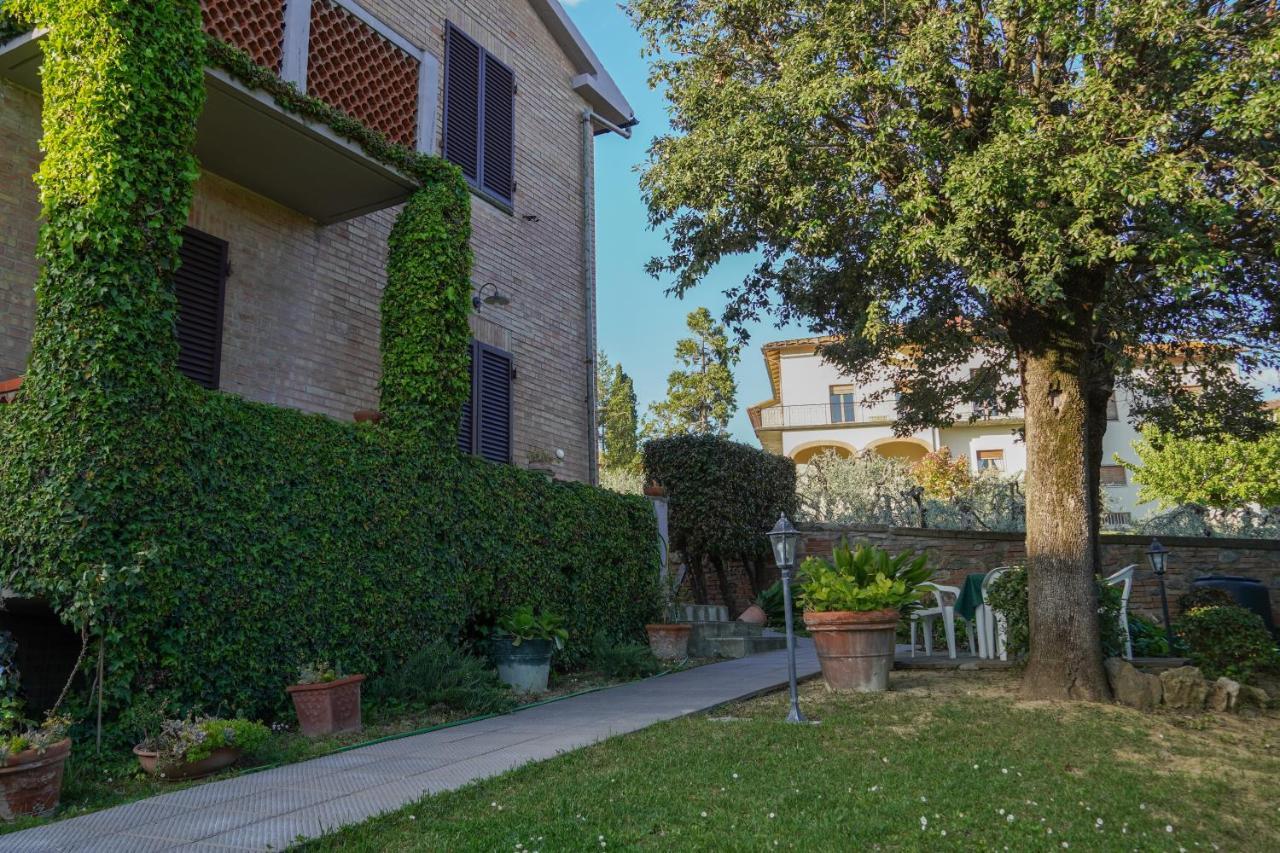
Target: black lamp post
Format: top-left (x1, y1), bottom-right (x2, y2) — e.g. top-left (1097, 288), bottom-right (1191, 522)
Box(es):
top-left (767, 513), bottom-right (806, 724)
top-left (1146, 538), bottom-right (1175, 652)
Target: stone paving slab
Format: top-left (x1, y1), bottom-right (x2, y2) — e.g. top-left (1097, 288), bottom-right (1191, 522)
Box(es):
top-left (0, 640), bottom-right (818, 852)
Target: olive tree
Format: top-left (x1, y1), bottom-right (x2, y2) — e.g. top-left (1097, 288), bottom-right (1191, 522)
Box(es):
top-left (629, 0), bottom-right (1280, 699)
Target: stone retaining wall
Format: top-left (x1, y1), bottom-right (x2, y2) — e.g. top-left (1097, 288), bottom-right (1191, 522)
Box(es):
top-left (693, 524), bottom-right (1280, 626)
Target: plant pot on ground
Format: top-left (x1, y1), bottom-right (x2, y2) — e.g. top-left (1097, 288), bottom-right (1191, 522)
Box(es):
top-left (287, 662), bottom-right (366, 736)
top-left (490, 606), bottom-right (568, 694)
top-left (645, 623), bottom-right (691, 661)
top-left (0, 716), bottom-right (71, 820)
top-left (799, 540), bottom-right (932, 692)
top-left (133, 717), bottom-right (268, 781)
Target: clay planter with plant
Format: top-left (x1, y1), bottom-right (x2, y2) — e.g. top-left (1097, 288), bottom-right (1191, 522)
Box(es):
top-left (0, 716), bottom-right (72, 820)
top-left (490, 606), bottom-right (568, 694)
top-left (645, 622), bottom-right (691, 661)
top-left (133, 716), bottom-right (269, 781)
top-left (799, 541), bottom-right (931, 692)
top-left (287, 661), bottom-right (366, 736)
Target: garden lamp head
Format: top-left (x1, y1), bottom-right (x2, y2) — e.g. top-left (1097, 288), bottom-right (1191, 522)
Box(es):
top-left (1146, 538), bottom-right (1168, 577)
top-left (472, 282), bottom-right (511, 311)
top-left (767, 513), bottom-right (800, 570)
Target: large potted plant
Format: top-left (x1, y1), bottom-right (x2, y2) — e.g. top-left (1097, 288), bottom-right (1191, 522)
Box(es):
top-left (1, 715), bottom-right (72, 819)
top-left (133, 716), bottom-right (268, 781)
top-left (286, 661), bottom-right (366, 736)
top-left (799, 541), bottom-right (931, 692)
top-left (490, 606), bottom-right (568, 694)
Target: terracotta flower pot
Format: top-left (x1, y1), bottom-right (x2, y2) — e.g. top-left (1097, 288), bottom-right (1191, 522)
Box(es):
top-left (286, 674), bottom-right (366, 736)
top-left (737, 604), bottom-right (768, 626)
top-left (803, 608), bottom-right (900, 692)
top-left (132, 745), bottom-right (241, 781)
top-left (0, 738), bottom-right (70, 820)
top-left (645, 623), bottom-right (691, 661)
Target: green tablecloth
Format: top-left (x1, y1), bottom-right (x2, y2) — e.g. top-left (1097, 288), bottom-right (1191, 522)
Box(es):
top-left (954, 572), bottom-right (987, 621)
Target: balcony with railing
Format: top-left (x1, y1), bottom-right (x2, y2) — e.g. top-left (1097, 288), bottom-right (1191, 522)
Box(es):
top-left (755, 399), bottom-right (1025, 430)
top-left (0, 0), bottom-right (435, 223)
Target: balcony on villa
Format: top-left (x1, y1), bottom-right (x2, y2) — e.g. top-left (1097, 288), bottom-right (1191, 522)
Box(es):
top-left (0, 0), bottom-right (434, 224)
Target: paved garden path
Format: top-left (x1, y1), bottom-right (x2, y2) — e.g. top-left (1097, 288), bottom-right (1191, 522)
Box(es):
top-left (6, 641), bottom-right (819, 852)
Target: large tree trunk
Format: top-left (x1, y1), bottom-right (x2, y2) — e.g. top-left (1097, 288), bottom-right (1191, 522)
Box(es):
top-left (1020, 348), bottom-right (1111, 701)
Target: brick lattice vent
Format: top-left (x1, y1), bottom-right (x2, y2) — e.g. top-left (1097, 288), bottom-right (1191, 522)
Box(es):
top-left (201, 0), bottom-right (285, 73)
top-left (306, 0), bottom-right (420, 147)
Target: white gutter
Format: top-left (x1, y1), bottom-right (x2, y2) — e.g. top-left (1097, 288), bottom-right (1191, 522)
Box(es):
top-left (581, 110), bottom-right (633, 485)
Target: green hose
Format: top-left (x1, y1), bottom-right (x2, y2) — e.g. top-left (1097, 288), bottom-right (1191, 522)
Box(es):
top-left (236, 665), bottom-right (685, 777)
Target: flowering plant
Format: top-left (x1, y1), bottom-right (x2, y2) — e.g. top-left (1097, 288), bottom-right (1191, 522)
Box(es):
top-left (137, 716), bottom-right (269, 766)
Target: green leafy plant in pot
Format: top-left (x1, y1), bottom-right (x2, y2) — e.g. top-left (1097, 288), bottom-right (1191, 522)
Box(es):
top-left (490, 606), bottom-right (568, 694)
top-left (799, 541), bottom-right (931, 692)
top-left (0, 630), bottom-right (73, 820)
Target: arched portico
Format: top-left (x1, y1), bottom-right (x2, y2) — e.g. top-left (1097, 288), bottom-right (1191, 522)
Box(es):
top-left (865, 436), bottom-right (932, 463)
top-left (790, 441), bottom-right (856, 465)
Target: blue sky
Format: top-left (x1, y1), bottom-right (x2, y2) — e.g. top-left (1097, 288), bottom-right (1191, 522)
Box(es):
top-left (564, 1), bottom-right (810, 444)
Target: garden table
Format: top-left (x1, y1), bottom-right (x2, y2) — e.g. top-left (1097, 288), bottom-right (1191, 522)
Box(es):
top-left (953, 572), bottom-right (987, 623)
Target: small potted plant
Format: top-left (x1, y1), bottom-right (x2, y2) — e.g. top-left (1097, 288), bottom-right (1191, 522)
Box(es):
top-left (133, 715), bottom-right (268, 781)
top-left (286, 661), bottom-right (366, 736)
top-left (645, 569), bottom-right (691, 661)
top-left (799, 540), bottom-right (931, 692)
top-left (526, 448), bottom-right (560, 480)
top-left (1, 714), bottom-right (72, 819)
top-left (490, 605), bottom-right (568, 694)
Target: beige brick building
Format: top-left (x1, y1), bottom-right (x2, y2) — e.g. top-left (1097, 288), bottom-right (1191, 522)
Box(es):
top-left (0, 0), bottom-right (634, 483)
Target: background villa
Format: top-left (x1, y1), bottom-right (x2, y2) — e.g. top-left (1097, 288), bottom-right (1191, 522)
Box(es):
top-left (747, 336), bottom-right (1150, 523)
top-left (0, 0), bottom-right (634, 483)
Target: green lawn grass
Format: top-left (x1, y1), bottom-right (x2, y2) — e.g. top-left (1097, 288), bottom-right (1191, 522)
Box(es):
top-left (305, 671), bottom-right (1280, 851)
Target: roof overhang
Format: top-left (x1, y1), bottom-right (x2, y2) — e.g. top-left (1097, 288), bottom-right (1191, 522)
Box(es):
top-left (0, 30), bottom-right (416, 225)
top-left (528, 0), bottom-right (636, 132)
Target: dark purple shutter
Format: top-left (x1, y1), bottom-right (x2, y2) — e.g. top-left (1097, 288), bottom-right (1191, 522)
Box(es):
top-left (443, 24), bottom-right (481, 182)
top-left (481, 54), bottom-right (515, 203)
top-left (457, 341), bottom-right (475, 453)
top-left (173, 227), bottom-right (228, 390)
top-left (476, 342), bottom-right (513, 464)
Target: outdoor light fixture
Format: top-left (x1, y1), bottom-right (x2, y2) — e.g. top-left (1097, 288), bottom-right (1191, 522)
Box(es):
top-left (1147, 538), bottom-right (1175, 651)
top-left (472, 282), bottom-right (511, 311)
top-left (767, 513), bottom-right (806, 724)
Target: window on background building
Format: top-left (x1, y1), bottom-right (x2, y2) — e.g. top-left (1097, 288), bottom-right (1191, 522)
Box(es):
top-left (1100, 464), bottom-right (1128, 486)
top-left (829, 385), bottom-right (856, 423)
top-left (172, 227), bottom-right (229, 390)
top-left (1106, 393), bottom-right (1119, 421)
top-left (976, 449), bottom-right (1005, 471)
top-left (457, 340), bottom-right (514, 464)
top-left (443, 23), bottom-right (516, 206)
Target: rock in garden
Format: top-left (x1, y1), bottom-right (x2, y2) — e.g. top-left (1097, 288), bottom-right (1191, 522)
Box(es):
top-left (1159, 666), bottom-right (1209, 710)
top-left (1207, 677), bottom-right (1240, 713)
top-left (1104, 657), bottom-right (1162, 711)
top-left (1238, 685), bottom-right (1270, 711)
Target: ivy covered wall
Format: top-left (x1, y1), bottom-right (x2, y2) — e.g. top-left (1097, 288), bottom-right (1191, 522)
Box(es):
top-left (0, 0), bottom-right (658, 719)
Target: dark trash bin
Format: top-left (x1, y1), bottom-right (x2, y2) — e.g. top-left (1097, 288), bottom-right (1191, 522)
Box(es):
top-left (1189, 576), bottom-right (1275, 634)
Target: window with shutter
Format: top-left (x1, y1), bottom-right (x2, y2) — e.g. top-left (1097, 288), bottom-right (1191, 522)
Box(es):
top-left (443, 23), bottom-right (516, 207)
top-left (457, 340), bottom-right (513, 463)
top-left (1100, 465), bottom-right (1128, 486)
top-left (173, 227), bottom-right (228, 390)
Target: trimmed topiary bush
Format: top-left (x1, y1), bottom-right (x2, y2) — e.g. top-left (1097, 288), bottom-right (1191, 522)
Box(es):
top-left (644, 435), bottom-right (796, 604)
top-left (1178, 605), bottom-right (1278, 683)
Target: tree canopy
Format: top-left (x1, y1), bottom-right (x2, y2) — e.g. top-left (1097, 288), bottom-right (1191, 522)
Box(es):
top-left (1126, 424), bottom-right (1280, 509)
top-left (629, 0), bottom-right (1280, 700)
top-left (646, 307), bottom-right (741, 437)
top-left (597, 353), bottom-right (642, 471)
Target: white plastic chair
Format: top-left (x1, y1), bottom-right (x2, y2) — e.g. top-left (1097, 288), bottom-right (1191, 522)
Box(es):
top-left (1105, 564), bottom-right (1138, 660)
top-left (910, 582), bottom-right (977, 659)
top-left (978, 566), bottom-right (1014, 660)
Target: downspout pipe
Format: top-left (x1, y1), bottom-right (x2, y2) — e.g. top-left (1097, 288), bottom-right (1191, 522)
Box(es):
top-left (581, 109), bottom-right (633, 485)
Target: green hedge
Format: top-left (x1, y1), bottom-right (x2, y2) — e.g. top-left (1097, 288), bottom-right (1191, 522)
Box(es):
top-left (644, 435), bottom-right (796, 603)
top-left (0, 0), bottom-right (659, 721)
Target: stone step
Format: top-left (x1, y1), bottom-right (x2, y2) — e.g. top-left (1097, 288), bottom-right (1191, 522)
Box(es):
top-left (706, 635), bottom-right (789, 659)
top-left (676, 604), bottom-right (729, 623)
top-left (685, 621), bottom-right (763, 658)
